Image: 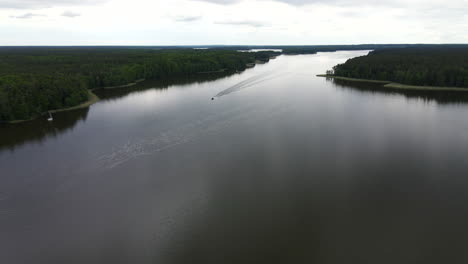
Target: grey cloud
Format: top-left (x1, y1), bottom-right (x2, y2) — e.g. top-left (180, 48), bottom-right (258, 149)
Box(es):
top-left (191, 0), bottom-right (239, 4)
top-left (192, 0), bottom-right (331, 5)
top-left (61, 10), bottom-right (81, 17)
top-left (0, 0), bottom-right (108, 9)
top-left (191, 0), bottom-right (418, 7)
top-left (272, 0), bottom-right (399, 6)
top-left (191, 0), bottom-right (468, 20)
top-left (174, 16), bottom-right (202, 22)
top-left (10, 12), bottom-right (46, 18)
top-left (215, 20), bottom-right (267, 27)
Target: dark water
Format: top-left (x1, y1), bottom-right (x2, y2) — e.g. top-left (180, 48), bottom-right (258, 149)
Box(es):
top-left (2, 51), bottom-right (468, 264)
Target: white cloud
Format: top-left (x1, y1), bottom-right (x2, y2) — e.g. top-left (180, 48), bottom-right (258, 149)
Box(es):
top-left (174, 15), bottom-right (202, 22)
top-left (61, 10), bottom-right (81, 17)
top-left (0, 0), bottom-right (108, 9)
top-left (191, 0), bottom-right (465, 7)
top-left (214, 20), bottom-right (267, 27)
top-left (10, 12), bottom-right (45, 18)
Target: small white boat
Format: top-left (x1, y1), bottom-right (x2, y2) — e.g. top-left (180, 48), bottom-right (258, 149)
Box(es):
top-left (47, 112), bottom-right (53, 122)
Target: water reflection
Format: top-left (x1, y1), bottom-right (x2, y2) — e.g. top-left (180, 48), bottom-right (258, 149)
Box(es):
top-left (330, 78), bottom-right (468, 105)
top-left (0, 72), bottom-right (237, 153)
top-left (95, 72), bottom-right (234, 102)
top-left (0, 108), bottom-right (89, 152)
top-left (163, 167), bottom-right (324, 263)
top-left (163, 139), bottom-right (468, 264)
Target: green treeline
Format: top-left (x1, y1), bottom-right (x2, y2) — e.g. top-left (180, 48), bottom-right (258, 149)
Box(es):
top-left (223, 44), bottom-right (468, 55)
top-left (271, 44), bottom-right (451, 55)
top-left (0, 74), bottom-right (88, 121)
top-left (0, 48), bottom-right (276, 121)
top-left (332, 47), bottom-right (468, 88)
top-left (281, 44), bottom-right (403, 54)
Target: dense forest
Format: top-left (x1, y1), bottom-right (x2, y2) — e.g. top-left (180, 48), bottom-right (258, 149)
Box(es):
top-left (332, 47), bottom-right (468, 88)
top-left (0, 48), bottom-right (277, 121)
top-left (231, 44), bottom-right (468, 54)
top-left (281, 44), bottom-right (414, 54)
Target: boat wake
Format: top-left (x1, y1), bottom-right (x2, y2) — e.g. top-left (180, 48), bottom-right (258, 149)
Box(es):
top-left (96, 102), bottom-right (290, 169)
top-left (97, 71), bottom-right (291, 169)
top-left (214, 72), bottom-right (286, 98)
top-left (97, 105), bottom-right (256, 169)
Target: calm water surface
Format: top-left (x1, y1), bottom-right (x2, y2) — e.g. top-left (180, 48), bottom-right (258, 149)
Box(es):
top-left (2, 51), bottom-right (468, 263)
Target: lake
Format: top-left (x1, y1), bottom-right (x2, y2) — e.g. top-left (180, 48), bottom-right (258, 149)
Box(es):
top-left (2, 50), bottom-right (468, 263)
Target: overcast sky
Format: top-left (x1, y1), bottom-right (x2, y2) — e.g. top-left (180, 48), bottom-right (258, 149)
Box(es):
top-left (1, 0), bottom-right (467, 45)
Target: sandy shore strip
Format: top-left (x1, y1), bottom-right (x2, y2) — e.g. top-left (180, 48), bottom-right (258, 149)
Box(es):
top-left (317, 75), bottom-right (468, 92)
top-left (5, 90), bottom-right (99, 124)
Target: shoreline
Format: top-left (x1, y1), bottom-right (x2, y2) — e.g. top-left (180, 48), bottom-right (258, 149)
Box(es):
top-left (2, 64), bottom-right (262, 124)
top-left (197, 69), bottom-right (227, 74)
top-left (316, 74), bottom-right (390, 84)
top-left (4, 90), bottom-right (99, 124)
top-left (104, 79), bottom-right (146, 89)
top-left (49, 90), bottom-right (100, 114)
top-left (317, 75), bottom-right (468, 92)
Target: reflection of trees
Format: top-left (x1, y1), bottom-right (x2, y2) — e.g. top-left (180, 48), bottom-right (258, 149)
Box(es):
top-left (330, 79), bottom-right (468, 105)
top-left (95, 72), bottom-right (233, 102)
top-left (0, 72), bottom-right (237, 152)
top-left (0, 107), bottom-right (89, 152)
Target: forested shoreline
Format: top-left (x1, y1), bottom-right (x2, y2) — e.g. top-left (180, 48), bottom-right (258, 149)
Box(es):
top-left (230, 44), bottom-right (468, 55)
top-left (0, 48), bottom-right (277, 122)
top-left (331, 47), bottom-right (468, 88)
top-left (3, 45), bottom-right (468, 122)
